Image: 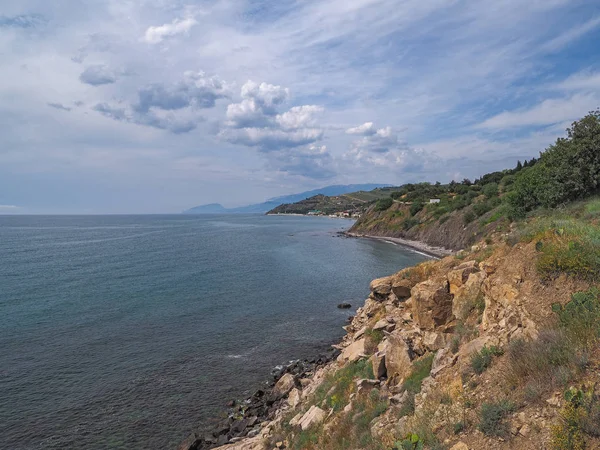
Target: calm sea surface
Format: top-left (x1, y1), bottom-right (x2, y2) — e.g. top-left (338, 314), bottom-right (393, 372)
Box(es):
top-left (0, 214), bottom-right (427, 449)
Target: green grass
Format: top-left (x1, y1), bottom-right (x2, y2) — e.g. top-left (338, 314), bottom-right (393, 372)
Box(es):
top-left (403, 353), bottom-right (434, 394)
top-left (313, 359), bottom-right (374, 411)
top-left (470, 345), bottom-right (503, 375)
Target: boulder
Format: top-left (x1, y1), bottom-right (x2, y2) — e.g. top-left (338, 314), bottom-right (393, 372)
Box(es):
top-left (178, 433), bottom-right (200, 450)
top-left (447, 261), bottom-right (479, 294)
top-left (449, 442), bottom-right (469, 450)
top-left (373, 318), bottom-right (395, 332)
top-left (370, 351), bottom-right (387, 378)
top-left (392, 278), bottom-right (414, 299)
top-left (298, 405), bottom-right (326, 430)
top-left (338, 338), bottom-right (366, 362)
top-left (287, 388), bottom-right (301, 409)
top-left (273, 373), bottom-right (296, 399)
top-left (411, 279), bottom-right (454, 330)
top-left (370, 276), bottom-right (393, 299)
top-left (423, 331), bottom-right (446, 351)
top-left (356, 378), bottom-right (380, 394)
top-left (384, 332), bottom-right (413, 383)
top-left (337, 303), bottom-right (352, 309)
top-left (452, 271), bottom-right (485, 320)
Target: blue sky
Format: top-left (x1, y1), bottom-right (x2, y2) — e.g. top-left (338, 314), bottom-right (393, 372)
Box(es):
top-left (1, 0), bottom-right (599, 213)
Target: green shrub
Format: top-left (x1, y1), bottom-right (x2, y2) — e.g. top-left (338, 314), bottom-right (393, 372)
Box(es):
top-left (364, 328), bottom-right (385, 354)
top-left (482, 183), bottom-right (499, 198)
top-left (470, 345), bottom-right (503, 374)
top-left (453, 421), bottom-right (465, 434)
top-left (403, 217), bottom-right (419, 230)
top-left (478, 400), bottom-right (515, 437)
top-left (463, 210), bottom-right (476, 225)
top-left (410, 202), bottom-right (424, 216)
top-left (395, 433), bottom-right (424, 450)
top-left (375, 197), bottom-right (394, 211)
top-left (551, 386), bottom-right (599, 450)
top-left (403, 353), bottom-right (434, 394)
top-left (552, 287), bottom-right (600, 350)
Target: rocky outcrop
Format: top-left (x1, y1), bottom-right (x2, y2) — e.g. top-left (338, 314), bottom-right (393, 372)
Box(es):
top-left (384, 331), bottom-right (413, 383)
top-left (411, 279), bottom-right (454, 330)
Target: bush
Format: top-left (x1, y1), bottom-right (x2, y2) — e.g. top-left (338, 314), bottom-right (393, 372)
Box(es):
top-left (552, 287), bottom-right (600, 350)
top-left (364, 328), bottom-right (385, 354)
top-left (551, 386), bottom-right (599, 450)
top-left (410, 202), bottom-right (424, 216)
top-left (403, 217), bottom-right (419, 230)
top-left (375, 197), bottom-right (394, 211)
top-left (463, 210), bottom-right (476, 225)
top-left (470, 345), bottom-right (503, 375)
top-left (482, 182), bottom-right (499, 198)
top-left (504, 330), bottom-right (580, 400)
top-left (533, 220), bottom-right (600, 281)
top-left (478, 400), bottom-right (515, 437)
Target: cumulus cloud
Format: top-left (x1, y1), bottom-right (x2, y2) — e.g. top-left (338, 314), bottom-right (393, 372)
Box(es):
top-left (79, 65), bottom-right (117, 86)
top-left (143, 17), bottom-right (197, 44)
top-left (345, 122), bottom-right (377, 136)
top-left (269, 145), bottom-right (335, 179)
top-left (93, 71), bottom-right (228, 133)
top-left (347, 123), bottom-right (398, 154)
top-left (220, 81), bottom-right (323, 151)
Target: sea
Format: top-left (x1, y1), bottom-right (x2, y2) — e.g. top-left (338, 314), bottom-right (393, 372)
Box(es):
top-left (0, 214), bottom-right (428, 449)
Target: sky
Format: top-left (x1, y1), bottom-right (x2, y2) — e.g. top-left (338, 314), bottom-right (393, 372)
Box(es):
top-left (1, 0), bottom-right (599, 214)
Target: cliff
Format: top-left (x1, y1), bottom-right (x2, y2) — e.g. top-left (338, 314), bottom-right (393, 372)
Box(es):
top-left (184, 201), bottom-right (600, 450)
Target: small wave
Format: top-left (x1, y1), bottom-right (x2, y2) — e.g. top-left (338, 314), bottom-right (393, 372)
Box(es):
top-left (41, 230), bottom-right (166, 246)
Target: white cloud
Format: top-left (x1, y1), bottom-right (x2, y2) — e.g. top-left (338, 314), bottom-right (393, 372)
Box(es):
top-left (556, 71), bottom-right (600, 91)
top-left (476, 93), bottom-right (599, 129)
top-left (143, 16), bottom-right (197, 44)
top-left (220, 81), bottom-right (324, 151)
top-left (540, 16), bottom-right (600, 52)
top-left (0, 204), bottom-right (18, 209)
top-left (346, 122), bottom-right (377, 136)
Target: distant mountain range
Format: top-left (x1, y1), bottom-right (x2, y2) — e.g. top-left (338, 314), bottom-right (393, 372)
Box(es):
top-left (183, 184), bottom-right (391, 214)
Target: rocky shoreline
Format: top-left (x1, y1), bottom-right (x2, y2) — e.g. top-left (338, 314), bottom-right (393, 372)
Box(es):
top-left (178, 347), bottom-right (342, 450)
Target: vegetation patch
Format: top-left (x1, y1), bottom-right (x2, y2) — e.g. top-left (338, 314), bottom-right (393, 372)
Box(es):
top-left (470, 345), bottom-right (503, 375)
top-left (551, 386), bottom-right (600, 450)
top-left (478, 400), bottom-right (515, 437)
top-left (403, 353), bottom-right (435, 394)
top-left (552, 287), bottom-right (600, 350)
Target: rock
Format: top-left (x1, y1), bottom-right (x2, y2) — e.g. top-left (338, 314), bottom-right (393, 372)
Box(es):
top-left (519, 424), bottom-right (531, 436)
top-left (390, 390), bottom-right (410, 406)
top-left (370, 276), bottom-right (393, 299)
top-left (546, 392), bottom-right (562, 407)
top-left (356, 378), bottom-right (380, 394)
top-left (230, 418), bottom-right (249, 435)
top-left (373, 318), bottom-right (390, 331)
top-left (297, 405), bottom-right (326, 430)
top-left (384, 332), bottom-right (413, 383)
top-left (411, 279), bottom-right (455, 330)
top-left (273, 373), bottom-right (296, 399)
top-left (423, 331), bottom-right (446, 351)
top-left (354, 326), bottom-right (367, 339)
top-left (289, 412), bottom-right (303, 427)
top-left (370, 350), bottom-right (387, 378)
top-left (449, 442), bottom-right (469, 450)
top-left (447, 261), bottom-right (479, 294)
top-left (178, 433), bottom-right (200, 450)
top-left (392, 278), bottom-right (414, 299)
top-left (452, 271), bottom-right (485, 320)
top-left (337, 303), bottom-right (352, 309)
top-left (338, 338), bottom-right (366, 362)
top-left (275, 442), bottom-right (285, 449)
top-left (287, 388), bottom-right (301, 409)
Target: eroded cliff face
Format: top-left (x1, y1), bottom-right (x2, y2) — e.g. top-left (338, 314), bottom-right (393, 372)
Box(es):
top-left (348, 202), bottom-right (502, 252)
top-left (196, 239), bottom-right (599, 450)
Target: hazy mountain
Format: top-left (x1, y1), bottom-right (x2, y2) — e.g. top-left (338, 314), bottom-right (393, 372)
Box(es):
top-left (183, 184), bottom-right (391, 214)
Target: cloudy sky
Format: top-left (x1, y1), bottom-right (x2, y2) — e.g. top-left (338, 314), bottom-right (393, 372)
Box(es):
top-left (1, 0), bottom-right (599, 213)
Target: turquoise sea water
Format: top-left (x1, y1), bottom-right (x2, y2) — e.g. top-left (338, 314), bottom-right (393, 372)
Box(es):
top-left (0, 214), bottom-right (427, 449)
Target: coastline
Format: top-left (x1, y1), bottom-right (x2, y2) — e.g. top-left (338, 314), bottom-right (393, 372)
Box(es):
top-left (343, 231), bottom-right (453, 259)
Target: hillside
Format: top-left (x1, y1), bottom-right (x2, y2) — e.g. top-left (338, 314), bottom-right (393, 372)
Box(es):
top-left (183, 184), bottom-right (390, 214)
top-left (266, 187), bottom-right (404, 216)
top-left (180, 111), bottom-right (600, 450)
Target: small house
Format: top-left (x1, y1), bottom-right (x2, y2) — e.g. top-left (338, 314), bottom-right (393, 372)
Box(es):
top-left (429, 199), bottom-right (441, 204)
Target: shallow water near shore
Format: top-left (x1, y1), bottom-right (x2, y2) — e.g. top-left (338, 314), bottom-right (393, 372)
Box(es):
top-left (0, 214), bottom-right (427, 449)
